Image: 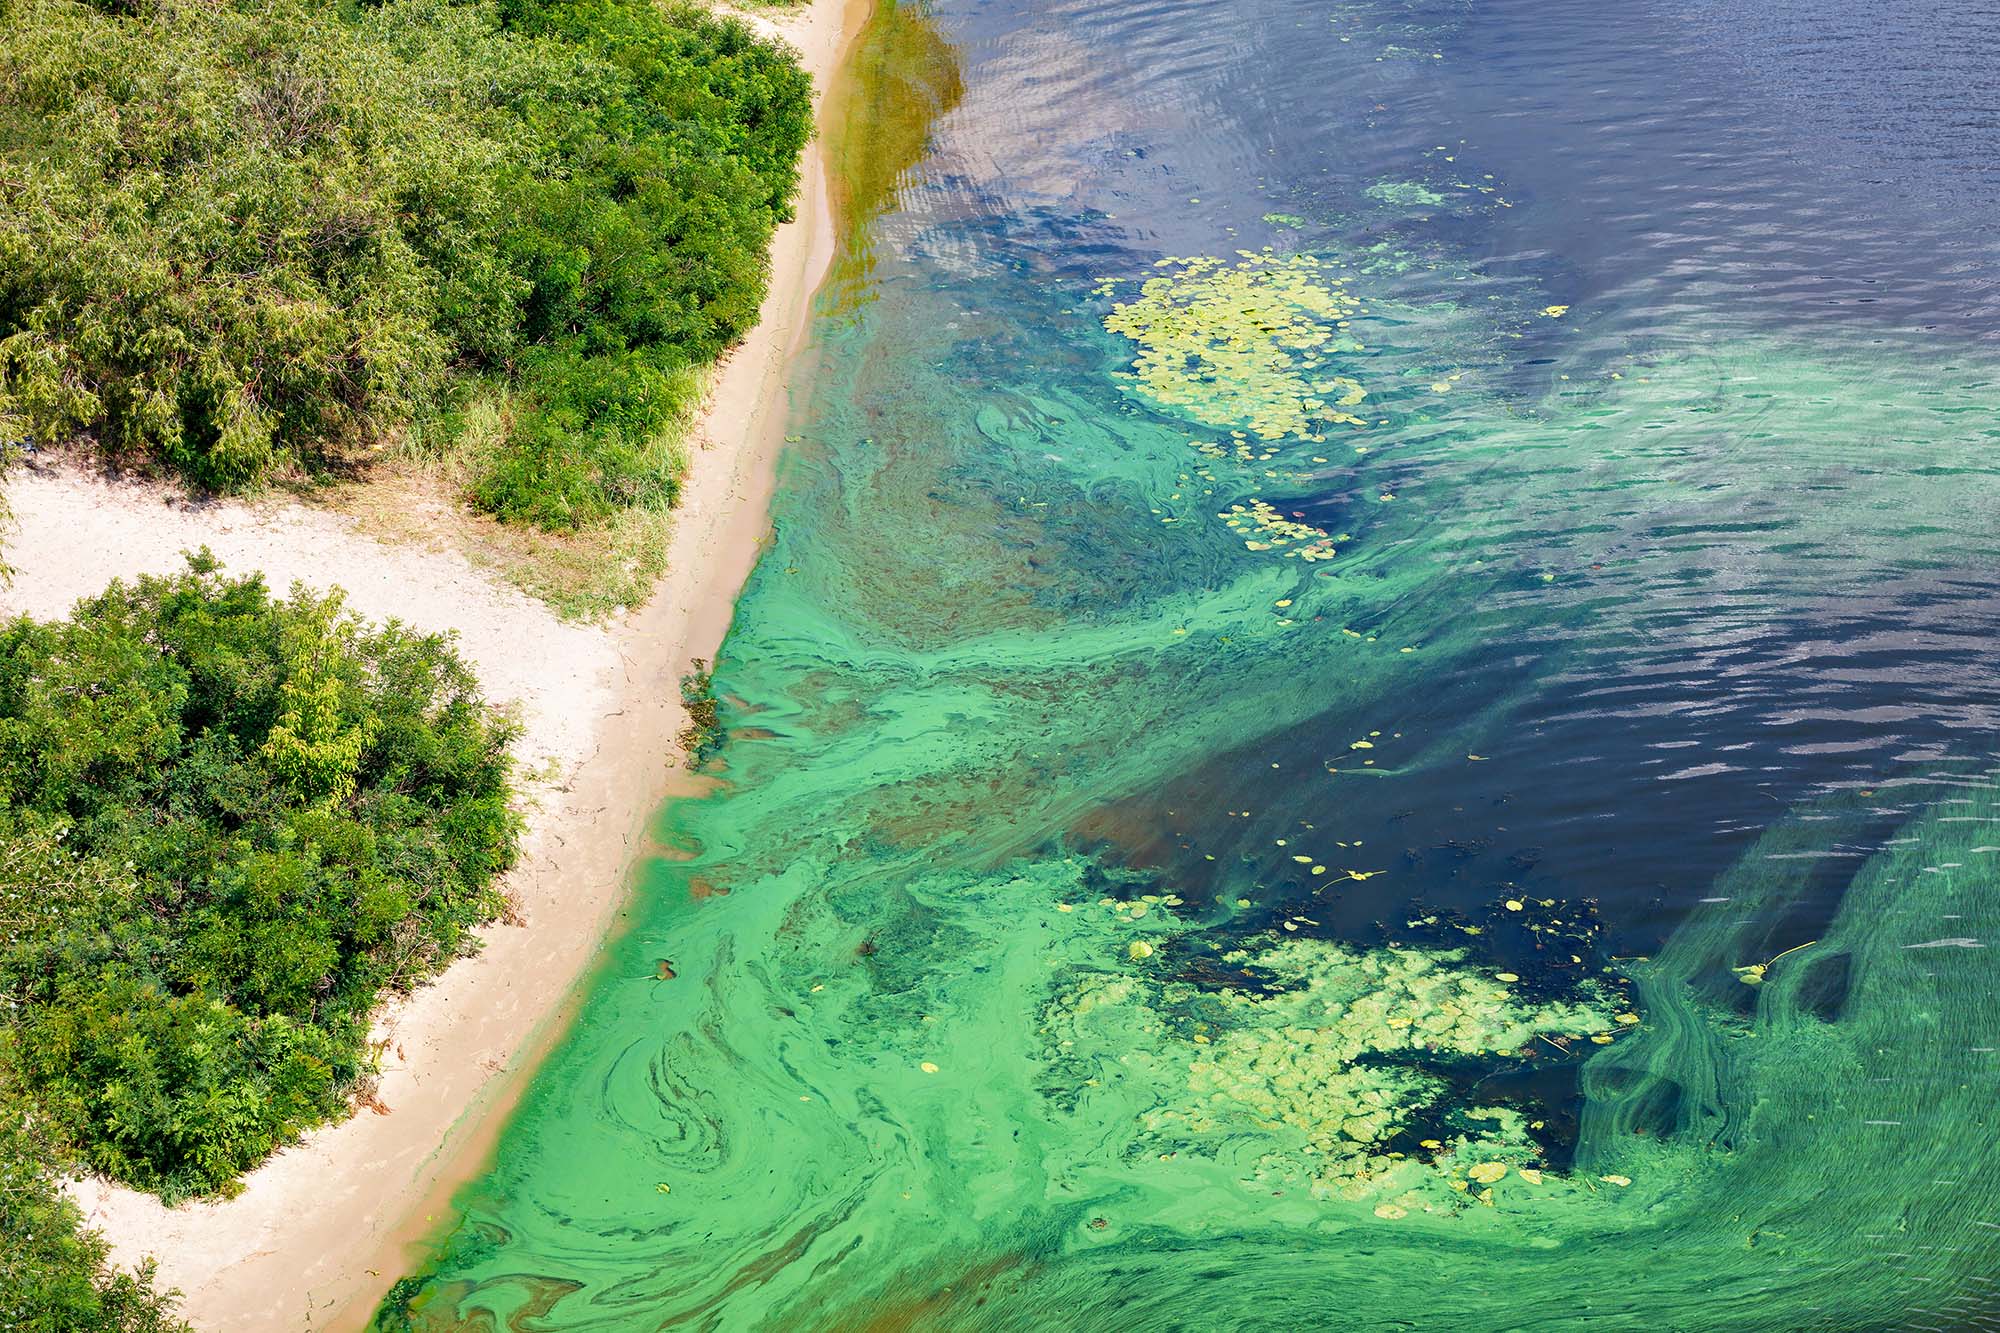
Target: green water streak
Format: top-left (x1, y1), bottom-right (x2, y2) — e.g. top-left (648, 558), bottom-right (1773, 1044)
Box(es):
top-left (374, 7), bottom-right (2000, 1328)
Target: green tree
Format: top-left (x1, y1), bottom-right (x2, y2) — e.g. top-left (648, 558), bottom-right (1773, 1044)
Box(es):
top-left (0, 557), bottom-right (517, 1199)
top-left (0, 0), bottom-right (813, 531)
top-left (0, 1078), bottom-right (189, 1333)
top-left (259, 592), bottom-right (379, 807)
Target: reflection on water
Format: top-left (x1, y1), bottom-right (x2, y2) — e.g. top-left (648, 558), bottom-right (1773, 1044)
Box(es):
top-left (377, 0), bottom-right (2000, 1328)
top-left (820, 0), bottom-right (965, 307)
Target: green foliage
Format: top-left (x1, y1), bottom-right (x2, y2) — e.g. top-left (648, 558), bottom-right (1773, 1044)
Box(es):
top-left (0, 0), bottom-right (812, 530)
top-left (472, 346), bottom-right (699, 528)
top-left (0, 556), bottom-right (518, 1200)
top-left (0, 1079), bottom-right (189, 1333)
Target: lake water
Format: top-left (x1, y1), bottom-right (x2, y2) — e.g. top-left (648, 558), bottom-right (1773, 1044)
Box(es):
top-left (377, 0), bottom-right (2000, 1328)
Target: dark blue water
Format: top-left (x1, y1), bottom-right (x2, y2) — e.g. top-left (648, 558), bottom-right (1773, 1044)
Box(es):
top-left (921, 0), bottom-right (2000, 950)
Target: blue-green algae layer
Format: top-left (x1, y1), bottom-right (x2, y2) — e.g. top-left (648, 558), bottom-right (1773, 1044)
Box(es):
top-left (376, 1), bottom-right (2000, 1328)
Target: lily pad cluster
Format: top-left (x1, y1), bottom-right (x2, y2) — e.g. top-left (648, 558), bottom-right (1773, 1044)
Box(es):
top-left (1097, 252), bottom-right (1401, 572)
top-left (1220, 498), bottom-right (1342, 560)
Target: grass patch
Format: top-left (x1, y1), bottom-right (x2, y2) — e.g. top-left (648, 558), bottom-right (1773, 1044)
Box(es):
top-left (359, 374), bottom-right (705, 621)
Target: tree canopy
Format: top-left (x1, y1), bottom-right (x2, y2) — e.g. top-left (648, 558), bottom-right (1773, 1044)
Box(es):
top-left (0, 556), bottom-right (519, 1201)
top-left (0, 0), bottom-right (813, 529)
top-left (0, 0), bottom-right (817, 1316)
top-left (0, 1080), bottom-right (190, 1333)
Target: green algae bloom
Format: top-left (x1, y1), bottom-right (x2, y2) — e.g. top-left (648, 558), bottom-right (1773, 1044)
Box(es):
top-left (1102, 254), bottom-right (1371, 441)
top-left (372, 6), bottom-right (2000, 1321)
top-left (1048, 931), bottom-right (1618, 1208)
top-left (1366, 180), bottom-right (1448, 208)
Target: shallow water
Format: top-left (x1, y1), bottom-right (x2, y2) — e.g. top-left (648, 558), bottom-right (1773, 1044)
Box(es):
top-left (377, 1), bottom-right (2000, 1328)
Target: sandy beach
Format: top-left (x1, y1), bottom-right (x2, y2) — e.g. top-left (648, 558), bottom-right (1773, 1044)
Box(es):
top-left (0, 0), bottom-right (866, 1325)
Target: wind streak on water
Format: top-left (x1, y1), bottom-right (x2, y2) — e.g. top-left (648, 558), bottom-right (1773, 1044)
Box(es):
top-left (376, 0), bottom-right (2000, 1328)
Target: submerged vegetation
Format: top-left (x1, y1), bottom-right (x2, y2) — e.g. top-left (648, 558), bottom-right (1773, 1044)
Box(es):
top-left (0, 556), bottom-right (517, 1203)
top-left (678, 657), bottom-right (722, 767)
top-left (0, 0), bottom-right (811, 548)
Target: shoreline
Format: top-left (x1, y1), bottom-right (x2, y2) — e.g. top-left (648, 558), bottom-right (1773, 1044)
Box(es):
top-left (10, 0), bottom-right (870, 1326)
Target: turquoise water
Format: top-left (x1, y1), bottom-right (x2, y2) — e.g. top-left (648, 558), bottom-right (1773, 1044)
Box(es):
top-left (377, 0), bottom-right (2000, 1328)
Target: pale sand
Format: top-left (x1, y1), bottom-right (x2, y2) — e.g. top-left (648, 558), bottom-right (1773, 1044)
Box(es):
top-left (2, 0), bottom-right (867, 1325)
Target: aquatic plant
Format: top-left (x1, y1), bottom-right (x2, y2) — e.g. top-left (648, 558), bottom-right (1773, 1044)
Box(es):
top-left (1047, 928), bottom-right (1622, 1206)
top-left (1101, 254), bottom-right (1371, 441)
top-left (677, 658), bottom-right (723, 768)
top-left (1365, 180), bottom-right (1448, 208)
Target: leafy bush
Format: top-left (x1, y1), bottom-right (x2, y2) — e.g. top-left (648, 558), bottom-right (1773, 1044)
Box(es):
top-left (473, 346), bottom-right (698, 527)
top-left (0, 1078), bottom-right (188, 1333)
top-left (0, 556), bottom-right (518, 1199)
top-left (0, 0), bottom-right (812, 528)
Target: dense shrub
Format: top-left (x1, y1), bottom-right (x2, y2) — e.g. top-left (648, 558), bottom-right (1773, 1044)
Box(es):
top-left (474, 345), bottom-right (699, 527)
top-left (0, 555), bottom-right (518, 1199)
top-left (0, 1080), bottom-right (189, 1333)
top-left (0, 0), bottom-right (813, 528)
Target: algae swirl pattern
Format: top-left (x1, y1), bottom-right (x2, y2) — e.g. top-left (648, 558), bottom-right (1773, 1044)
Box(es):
top-left (376, 0), bottom-right (2000, 1327)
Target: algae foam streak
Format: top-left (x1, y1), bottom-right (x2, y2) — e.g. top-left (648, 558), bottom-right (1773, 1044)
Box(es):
top-left (378, 0), bottom-right (2000, 1328)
